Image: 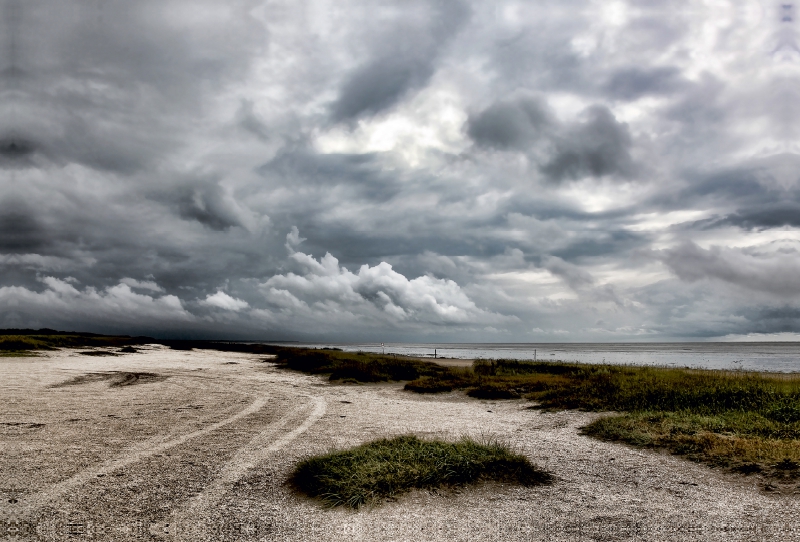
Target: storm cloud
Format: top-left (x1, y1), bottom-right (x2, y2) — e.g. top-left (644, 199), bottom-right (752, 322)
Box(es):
top-left (541, 105), bottom-right (635, 182)
top-left (467, 99), bottom-right (635, 182)
top-left (466, 95), bottom-right (553, 150)
top-left (329, 0), bottom-right (470, 122)
top-left (658, 242), bottom-right (800, 297)
top-left (2, 0), bottom-right (799, 341)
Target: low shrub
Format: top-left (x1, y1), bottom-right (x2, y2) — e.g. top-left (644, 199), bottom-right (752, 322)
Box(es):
top-left (274, 348), bottom-right (450, 384)
top-left (404, 377), bottom-right (453, 393)
top-left (329, 361), bottom-right (388, 382)
top-left (467, 384), bottom-right (520, 399)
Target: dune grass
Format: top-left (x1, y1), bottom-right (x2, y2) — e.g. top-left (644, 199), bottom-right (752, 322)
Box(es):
top-left (272, 347), bottom-right (453, 383)
top-left (0, 350), bottom-right (39, 357)
top-left (0, 331), bottom-right (152, 352)
top-left (0, 335), bottom-right (57, 351)
top-left (461, 360), bottom-right (800, 478)
top-left (271, 348), bottom-right (800, 480)
top-left (290, 435), bottom-right (552, 508)
top-left (583, 411), bottom-right (800, 476)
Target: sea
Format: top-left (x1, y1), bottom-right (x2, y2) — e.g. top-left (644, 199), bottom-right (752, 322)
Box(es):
top-left (264, 342), bottom-right (800, 373)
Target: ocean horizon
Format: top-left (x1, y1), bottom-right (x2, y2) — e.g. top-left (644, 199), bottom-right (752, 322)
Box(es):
top-left (257, 342), bottom-right (800, 373)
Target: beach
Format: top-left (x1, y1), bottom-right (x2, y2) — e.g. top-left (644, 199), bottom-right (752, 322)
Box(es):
top-left (3, 346), bottom-right (799, 541)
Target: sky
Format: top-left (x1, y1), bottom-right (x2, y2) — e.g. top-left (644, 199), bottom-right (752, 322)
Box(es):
top-left (2, 0), bottom-right (800, 342)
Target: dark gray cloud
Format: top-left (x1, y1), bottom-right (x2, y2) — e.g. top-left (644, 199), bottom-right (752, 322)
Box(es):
top-left (467, 100), bottom-right (635, 182)
top-left (698, 207), bottom-right (800, 231)
top-left (258, 148), bottom-right (400, 202)
top-left (658, 242), bottom-right (800, 297)
top-left (330, 0), bottom-right (469, 122)
top-left (726, 207), bottom-right (800, 230)
top-left (550, 231), bottom-right (647, 262)
top-left (166, 179), bottom-right (247, 231)
top-left (0, 200), bottom-right (49, 253)
top-left (0, 0), bottom-right (265, 173)
top-left (541, 105), bottom-right (635, 182)
top-left (466, 96), bottom-right (552, 149)
top-left (0, 135), bottom-right (35, 164)
top-left (542, 256), bottom-right (595, 289)
top-left (650, 155), bottom-right (800, 224)
top-left (603, 66), bottom-right (685, 100)
top-left (331, 53), bottom-right (437, 122)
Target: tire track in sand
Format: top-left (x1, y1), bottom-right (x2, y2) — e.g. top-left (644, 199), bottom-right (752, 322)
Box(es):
top-left (17, 394), bottom-right (275, 518)
top-left (165, 395), bottom-right (327, 540)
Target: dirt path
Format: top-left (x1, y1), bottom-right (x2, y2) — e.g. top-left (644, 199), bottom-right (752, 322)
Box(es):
top-left (16, 395), bottom-right (272, 518)
top-left (171, 395), bottom-right (326, 538)
top-left (2, 347), bottom-right (799, 541)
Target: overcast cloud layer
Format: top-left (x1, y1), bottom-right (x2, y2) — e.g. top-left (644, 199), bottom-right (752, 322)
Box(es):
top-left (2, 0), bottom-right (800, 341)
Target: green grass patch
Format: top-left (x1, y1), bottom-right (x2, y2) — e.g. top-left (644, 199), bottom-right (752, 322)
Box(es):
top-left (0, 350), bottom-right (39, 358)
top-left (525, 365), bottom-right (800, 414)
top-left (583, 411), bottom-right (800, 478)
top-left (467, 374), bottom-right (573, 399)
top-left (0, 336), bottom-right (56, 351)
top-left (289, 435), bottom-right (552, 508)
top-left (472, 361), bottom-right (800, 480)
top-left (403, 377), bottom-right (455, 393)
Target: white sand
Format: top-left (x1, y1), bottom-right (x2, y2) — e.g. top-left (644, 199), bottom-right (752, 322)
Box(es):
top-left (2, 346), bottom-right (798, 541)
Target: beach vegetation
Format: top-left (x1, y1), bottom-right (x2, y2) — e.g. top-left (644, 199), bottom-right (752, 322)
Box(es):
top-left (272, 347), bottom-right (452, 382)
top-left (0, 330), bottom-right (152, 351)
top-left (289, 435), bottom-right (551, 508)
top-left (271, 348), bottom-right (800, 481)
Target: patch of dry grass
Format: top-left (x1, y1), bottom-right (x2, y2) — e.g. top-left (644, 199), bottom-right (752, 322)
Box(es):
top-left (584, 411), bottom-right (800, 480)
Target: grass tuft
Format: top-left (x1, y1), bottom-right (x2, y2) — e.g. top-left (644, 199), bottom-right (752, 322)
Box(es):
top-left (289, 435), bottom-right (551, 508)
top-left (0, 350), bottom-right (39, 357)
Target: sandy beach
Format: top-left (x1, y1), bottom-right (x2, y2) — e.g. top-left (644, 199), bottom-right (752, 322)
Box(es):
top-left (3, 346), bottom-right (799, 541)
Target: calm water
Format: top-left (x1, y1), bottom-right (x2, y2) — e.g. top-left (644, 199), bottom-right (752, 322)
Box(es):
top-left (267, 342), bottom-right (800, 373)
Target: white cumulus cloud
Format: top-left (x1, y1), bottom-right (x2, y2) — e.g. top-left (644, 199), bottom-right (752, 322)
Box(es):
top-left (120, 277), bottom-right (165, 292)
top-left (0, 277), bottom-right (193, 331)
top-left (260, 243), bottom-right (512, 329)
top-left (201, 291), bottom-right (250, 311)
